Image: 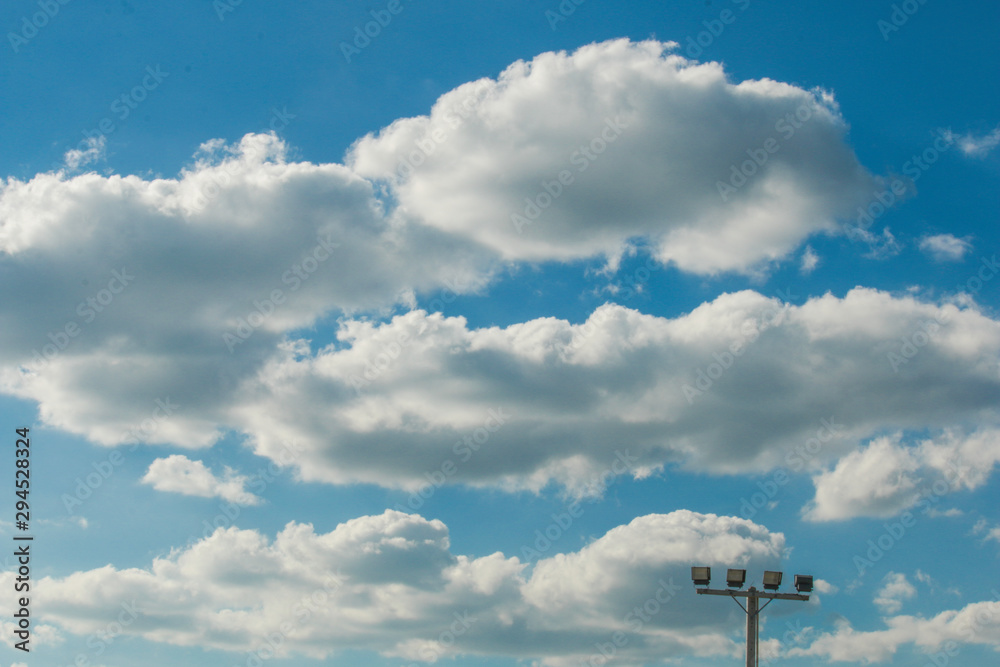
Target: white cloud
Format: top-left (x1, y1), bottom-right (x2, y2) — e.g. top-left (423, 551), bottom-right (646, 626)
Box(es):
top-left (874, 572), bottom-right (917, 614)
top-left (806, 428), bottom-right (1000, 521)
top-left (805, 435), bottom-right (922, 521)
top-left (0, 42), bottom-right (997, 502)
top-left (348, 39), bottom-right (875, 275)
top-left (232, 288), bottom-right (1000, 496)
top-left (4, 271), bottom-right (998, 499)
top-left (800, 245), bottom-right (819, 274)
top-left (920, 233), bottom-right (973, 262)
top-left (943, 126), bottom-right (1000, 158)
top-left (814, 578), bottom-right (839, 594)
top-left (973, 518), bottom-right (1000, 545)
top-left (141, 455), bottom-right (262, 505)
top-left (63, 135), bottom-right (106, 171)
top-left (790, 598), bottom-right (1000, 663)
top-left (25, 509), bottom-right (784, 664)
top-left (858, 226), bottom-right (902, 259)
top-left (0, 132), bottom-right (495, 449)
top-left (0, 620), bottom-right (62, 650)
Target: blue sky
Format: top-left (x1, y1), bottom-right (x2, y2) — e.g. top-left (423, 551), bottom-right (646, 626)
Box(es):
top-left (1, 0), bottom-right (999, 665)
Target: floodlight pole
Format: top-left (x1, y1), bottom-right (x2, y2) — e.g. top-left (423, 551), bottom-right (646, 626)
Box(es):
top-left (695, 586), bottom-right (809, 667)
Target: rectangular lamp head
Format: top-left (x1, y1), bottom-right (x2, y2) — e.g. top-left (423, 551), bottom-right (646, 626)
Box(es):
top-left (691, 566), bottom-right (711, 586)
top-left (794, 574), bottom-right (813, 593)
top-left (726, 568), bottom-right (746, 588)
top-left (763, 570), bottom-right (783, 590)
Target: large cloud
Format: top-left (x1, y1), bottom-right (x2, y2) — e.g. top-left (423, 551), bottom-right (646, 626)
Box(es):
top-left (231, 287), bottom-right (1000, 500)
top-left (24, 509), bottom-right (784, 664)
top-left (348, 38), bottom-right (876, 273)
top-left (0, 133), bottom-right (494, 447)
top-left (789, 597), bottom-right (1000, 663)
top-left (0, 41), bottom-right (995, 506)
top-left (805, 428), bottom-right (1000, 521)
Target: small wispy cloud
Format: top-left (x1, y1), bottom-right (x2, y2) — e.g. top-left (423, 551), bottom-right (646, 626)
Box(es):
top-left (800, 245), bottom-right (819, 274)
top-left (858, 227), bottom-right (902, 260)
top-left (874, 572), bottom-right (916, 614)
top-left (919, 233), bottom-right (973, 262)
top-left (941, 126), bottom-right (1000, 158)
top-left (63, 135), bottom-right (106, 171)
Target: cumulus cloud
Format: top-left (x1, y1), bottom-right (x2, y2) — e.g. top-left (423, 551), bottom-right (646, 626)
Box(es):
top-left (874, 572), bottom-right (917, 614)
top-left (348, 38), bottom-right (875, 274)
top-left (141, 455), bottom-right (262, 505)
top-left (790, 598), bottom-right (1000, 663)
top-left (232, 287), bottom-right (1000, 496)
top-left (3, 258), bottom-right (998, 498)
top-left (920, 233), bottom-right (973, 262)
top-left (0, 41), bottom-right (997, 503)
top-left (0, 132), bottom-right (494, 448)
top-left (25, 509), bottom-right (784, 664)
top-left (806, 428), bottom-right (1000, 521)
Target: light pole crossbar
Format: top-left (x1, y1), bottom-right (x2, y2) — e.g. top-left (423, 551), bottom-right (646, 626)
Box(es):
top-left (694, 585), bottom-right (810, 666)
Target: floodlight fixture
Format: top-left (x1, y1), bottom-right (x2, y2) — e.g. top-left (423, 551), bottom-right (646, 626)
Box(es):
top-left (762, 570), bottom-right (783, 590)
top-left (726, 568), bottom-right (746, 588)
top-left (692, 566), bottom-right (814, 667)
top-left (691, 566), bottom-right (711, 586)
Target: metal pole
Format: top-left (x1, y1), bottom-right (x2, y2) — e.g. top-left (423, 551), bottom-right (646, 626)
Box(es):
top-left (746, 586), bottom-right (757, 667)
